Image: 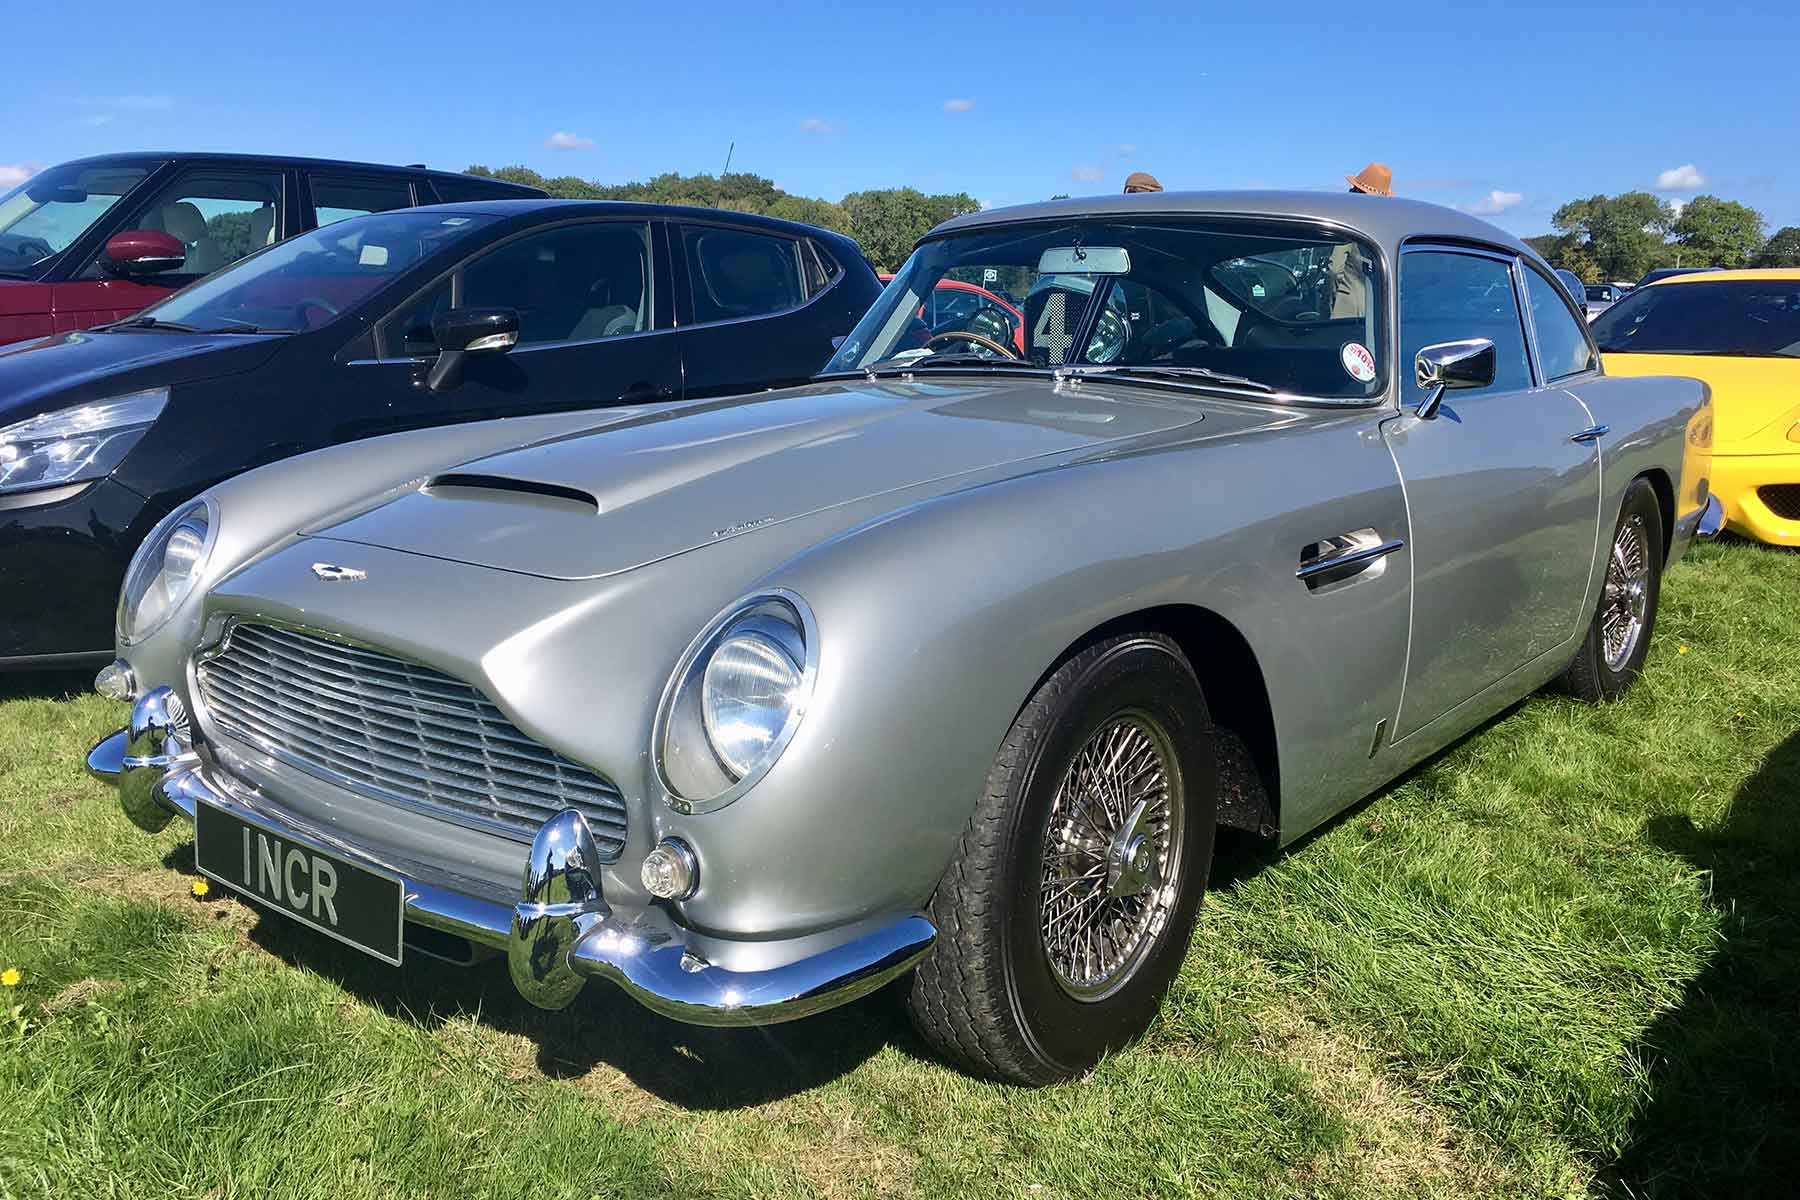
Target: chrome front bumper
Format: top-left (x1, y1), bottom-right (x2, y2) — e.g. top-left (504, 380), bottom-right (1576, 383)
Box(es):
top-left (1696, 493), bottom-right (1726, 541)
top-left (86, 691), bottom-right (934, 1026)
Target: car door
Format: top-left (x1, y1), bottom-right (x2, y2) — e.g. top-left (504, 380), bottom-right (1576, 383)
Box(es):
top-left (1383, 244), bottom-right (1601, 740)
top-left (52, 163), bottom-right (288, 332)
top-left (348, 216), bottom-right (682, 432)
top-left (672, 221), bottom-right (852, 397)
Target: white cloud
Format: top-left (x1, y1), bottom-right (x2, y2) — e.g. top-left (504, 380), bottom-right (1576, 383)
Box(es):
top-left (0, 163), bottom-right (40, 189)
top-left (543, 131), bottom-right (594, 150)
top-left (1668, 198), bottom-right (1688, 219)
top-left (1071, 165), bottom-right (1105, 183)
top-left (1462, 189), bottom-right (1523, 216)
top-left (80, 113), bottom-right (115, 127)
top-left (77, 93), bottom-right (172, 111)
top-left (1116, 143), bottom-right (1136, 156)
top-left (942, 98), bottom-right (975, 113)
top-left (977, 198), bottom-right (993, 211)
top-left (799, 117), bottom-right (843, 134)
top-left (1656, 163), bottom-right (1706, 191)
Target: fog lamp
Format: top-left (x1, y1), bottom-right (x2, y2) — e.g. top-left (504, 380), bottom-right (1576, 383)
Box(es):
top-left (94, 659), bottom-right (137, 702)
top-left (641, 839), bottom-right (698, 900)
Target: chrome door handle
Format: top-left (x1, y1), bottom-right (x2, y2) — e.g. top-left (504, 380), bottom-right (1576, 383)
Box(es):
top-left (1296, 532), bottom-right (1405, 589)
top-left (1569, 424), bottom-right (1610, 444)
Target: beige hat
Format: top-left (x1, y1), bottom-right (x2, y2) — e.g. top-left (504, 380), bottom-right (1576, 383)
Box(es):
top-left (1123, 171), bottom-right (1164, 194)
top-left (1346, 163), bottom-right (1394, 196)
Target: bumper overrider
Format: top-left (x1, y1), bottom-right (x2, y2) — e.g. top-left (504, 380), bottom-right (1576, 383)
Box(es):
top-left (86, 686), bottom-right (935, 1025)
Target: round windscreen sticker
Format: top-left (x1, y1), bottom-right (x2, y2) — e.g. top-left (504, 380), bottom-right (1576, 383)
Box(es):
top-left (1340, 342), bottom-right (1377, 383)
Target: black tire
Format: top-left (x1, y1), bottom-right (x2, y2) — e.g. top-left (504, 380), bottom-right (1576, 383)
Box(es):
top-left (1561, 478), bottom-right (1664, 702)
top-left (907, 634), bottom-right (1217, 1084)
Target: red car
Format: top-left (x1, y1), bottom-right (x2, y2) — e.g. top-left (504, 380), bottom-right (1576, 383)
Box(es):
top-left (879, 273), bottom-right (1025, 355)
top-left (0, 153), bottom-right (543, 346)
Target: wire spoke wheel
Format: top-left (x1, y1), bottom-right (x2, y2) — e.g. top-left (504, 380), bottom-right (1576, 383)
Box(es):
top-left (1037, 712), bottom-right (1184, 1001)
top-left (1602, 513), bottom-right (1651, 672)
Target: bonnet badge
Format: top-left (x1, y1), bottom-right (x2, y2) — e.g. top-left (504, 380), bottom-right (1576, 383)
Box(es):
top-left (310, 562), bottom-right (368, 583)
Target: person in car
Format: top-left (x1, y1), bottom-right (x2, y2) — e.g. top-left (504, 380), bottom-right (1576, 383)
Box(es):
top-left (1331, 163), bottom-right (1393, 318)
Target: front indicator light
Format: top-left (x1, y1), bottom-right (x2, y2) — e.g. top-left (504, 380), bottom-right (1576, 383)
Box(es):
top-left (641, 839), bottom-right (699, 900)
top-left (94, 659), bottom-right (137, 702)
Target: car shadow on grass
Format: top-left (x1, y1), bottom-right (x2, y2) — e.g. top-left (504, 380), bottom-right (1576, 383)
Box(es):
top-left (163, 842), bottom-right (921, 1109)
top-left (0, 668), bottom-right (95, 703)
top-left (1601, 728), bottom-right (1800, 1197)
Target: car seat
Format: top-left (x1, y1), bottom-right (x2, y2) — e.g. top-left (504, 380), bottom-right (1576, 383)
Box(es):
top-left (158, 201), bottom-right (225, 275)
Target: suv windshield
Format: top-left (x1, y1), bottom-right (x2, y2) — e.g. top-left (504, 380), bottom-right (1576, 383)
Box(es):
top-left (0, 162), bottom-right (152, 276)
top-left (129, 210), bottom-right (499, 334)
top-left (1591, 279), bottom-right (1800, 358)
top-left (824, 217), bottom-right (1385, 402)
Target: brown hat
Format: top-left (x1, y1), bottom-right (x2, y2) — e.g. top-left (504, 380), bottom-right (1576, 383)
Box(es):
top-left (1123, 171), bottom-right (1163, 194)
top-left (1346, 163), bottom-right (1393, 196)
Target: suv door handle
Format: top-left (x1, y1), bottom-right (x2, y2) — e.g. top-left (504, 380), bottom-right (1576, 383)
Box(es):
top-left (619, 382), bottom-right (673, 404)
top-left (1569, 424), bottom-right (1609, 444)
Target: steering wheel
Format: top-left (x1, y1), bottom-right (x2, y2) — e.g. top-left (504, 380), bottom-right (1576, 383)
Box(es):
top-left (926, 329), bottom-right (1019, 359)
top-left (1, 235), bottom-right (55, 266)
top-left (293, 297), bottom-right (340, 325)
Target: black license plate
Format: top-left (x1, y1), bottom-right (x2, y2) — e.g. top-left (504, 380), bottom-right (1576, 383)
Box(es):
top-left (194, 799), bottom-right (404, 965)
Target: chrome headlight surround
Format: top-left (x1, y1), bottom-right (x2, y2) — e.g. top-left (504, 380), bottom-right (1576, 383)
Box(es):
top-left (117, 496), bottom-right (218, 647)
top-left (653, 589), bottom-right (818, 814)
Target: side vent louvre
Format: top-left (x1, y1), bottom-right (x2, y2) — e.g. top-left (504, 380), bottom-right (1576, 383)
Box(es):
top-left (426, 473), bottom-right (599, 512)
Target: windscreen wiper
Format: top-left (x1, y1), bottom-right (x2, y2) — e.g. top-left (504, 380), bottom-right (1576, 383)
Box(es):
top-left (1063, 364), bottom-right (1277, 393)
top-left (99, 315), bottom-right (202, 333)
top-left (202, 319), bottom-right (296, 334)
top-left (865, 353), bottom-right (1039, 374)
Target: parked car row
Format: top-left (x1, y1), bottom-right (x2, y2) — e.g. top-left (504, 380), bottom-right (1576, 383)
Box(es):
top-left (65, 177), bottom-right (1739, 1084)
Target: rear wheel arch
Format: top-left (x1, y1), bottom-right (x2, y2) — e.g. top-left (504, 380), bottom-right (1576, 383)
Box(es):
top-left (1636, 467), bottom-right (1675, 562)
top-left (1033, 604), bottom-right (1280, 836)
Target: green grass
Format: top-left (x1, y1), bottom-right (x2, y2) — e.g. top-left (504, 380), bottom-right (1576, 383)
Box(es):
top-left (2, 541), bottom-right (1796, 1198)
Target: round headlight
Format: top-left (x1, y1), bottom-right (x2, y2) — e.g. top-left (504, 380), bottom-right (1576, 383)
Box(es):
top-left (118, 498), bottom-right (216, 645)
top-left (655, 592), bottom-right (816, 813)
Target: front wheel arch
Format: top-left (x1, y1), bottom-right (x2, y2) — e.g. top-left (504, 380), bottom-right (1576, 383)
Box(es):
top-left (1031, 604), bottom-right (1280, 837)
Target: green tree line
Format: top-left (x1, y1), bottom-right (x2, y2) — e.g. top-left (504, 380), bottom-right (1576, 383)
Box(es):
top-left (1525, 192), bottom-right (1800, 282)
top-left (465, 164), bottom-right (978, 272)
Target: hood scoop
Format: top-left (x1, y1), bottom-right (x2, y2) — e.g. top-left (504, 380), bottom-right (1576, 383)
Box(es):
top-left (425, 473), bottom-right (600, 513)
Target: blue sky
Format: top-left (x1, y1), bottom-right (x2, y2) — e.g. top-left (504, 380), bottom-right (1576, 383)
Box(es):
top-left (3, 0), bottom-right (1794, 239)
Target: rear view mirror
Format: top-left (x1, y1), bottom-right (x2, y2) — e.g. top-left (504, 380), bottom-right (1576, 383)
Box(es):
top-left (1036, 246), bottom-right (1131, 275)
top-left (27, 184), bottom-right (88, 205)
top-left (425, 307), bottom-right (520, 392)
top-left (1413, 339), bottom-right (1496, 419)
top-left (102, 230), bottom-right (186, 278)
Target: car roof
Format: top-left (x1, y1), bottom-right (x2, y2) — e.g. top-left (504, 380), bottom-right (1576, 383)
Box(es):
top-left (397, 198), bottom-right (858, 241)
top-left (47, 151), bottom-right (534, 186)
top-left (1648, 267), bottom-right (1800, 284)
top-left (929, 190), bottom-right (1533, 258)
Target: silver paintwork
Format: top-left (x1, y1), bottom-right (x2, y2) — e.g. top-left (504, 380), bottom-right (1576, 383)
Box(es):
top-left (95, 193), bottom-right (1713, 1027)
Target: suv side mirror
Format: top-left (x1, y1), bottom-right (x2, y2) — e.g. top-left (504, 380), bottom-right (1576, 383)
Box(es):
top-left (103, 230), bottom-right (186, 278)
top-left (425, 307), bottom-right (520, 392)
top-left (1413, 338), bottom-right (1496, 419)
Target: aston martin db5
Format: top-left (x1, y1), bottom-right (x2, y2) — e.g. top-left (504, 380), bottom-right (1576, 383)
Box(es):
top-left (88, 192), bottom-right (1720, 1084)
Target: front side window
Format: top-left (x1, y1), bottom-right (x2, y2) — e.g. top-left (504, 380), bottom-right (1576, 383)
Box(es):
top-left (825, 218), bottom-right (1385, 402)
top-left (1398, 250), bottom-right (1533, 406)
top-left (1591, 280), bottom-right (1800, 358)
top-left (1524, 266), bottom-right (1598, 380)
top-left (459, 221), bottom-right (653, 347)
top-left (0, 162), bottom-right (151, 274)
top-left (112, 169), bottom-right (285, 277)
top-left (133, 210), bottom-right (497, 334)
top-left (311, 175), bottom-right (414, 228)
top-left (682, 226), bottom-right (805, 323)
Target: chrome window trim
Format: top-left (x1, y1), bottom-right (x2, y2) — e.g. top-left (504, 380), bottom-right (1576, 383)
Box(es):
top-left (1517, 258), bottom-right (1603, 384)
top-left (187, 616), bottom-right (627, 850)
top-left (1396, 240), bottom-right (1539, 397)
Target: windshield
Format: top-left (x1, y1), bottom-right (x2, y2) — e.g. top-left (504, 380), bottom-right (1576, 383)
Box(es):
top-left (1592, 279), bottom-right (1800, 358)
top-left (131, 210), bottom-right (499, 333)
top-left (824, 217), bottom-right (1385, 402)
top-left (0, 161), bottom-right (152, 276)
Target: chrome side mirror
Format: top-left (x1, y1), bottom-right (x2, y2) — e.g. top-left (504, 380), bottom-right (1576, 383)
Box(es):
top-left (1413, 338), bottom-right (1496, 419)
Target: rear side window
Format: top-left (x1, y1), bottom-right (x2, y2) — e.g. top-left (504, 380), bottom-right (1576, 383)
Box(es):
top-left (1524, 266), bottom-right (1598, 380)
top-left (1399, 250), bottom-right (1533, 404)
top-left (682, 226), bottom-right (805, 323)
top-left (429, 176), bottom-right (517, 203)
top-left (802, 239), bottom-right (842, 294)
top-left (312, 175), bottom-right (414, 228)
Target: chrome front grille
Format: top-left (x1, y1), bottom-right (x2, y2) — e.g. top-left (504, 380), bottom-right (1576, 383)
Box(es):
top-left (195, 622), bottom-right (626, 856)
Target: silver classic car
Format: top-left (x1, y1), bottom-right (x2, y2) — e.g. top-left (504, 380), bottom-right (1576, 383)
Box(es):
top-left (87, 192), bottom-right (1722, 1084)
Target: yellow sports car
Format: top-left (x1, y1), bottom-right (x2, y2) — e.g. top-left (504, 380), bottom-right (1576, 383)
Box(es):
top-left (1596, 269), bottom-right (1800, 545)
